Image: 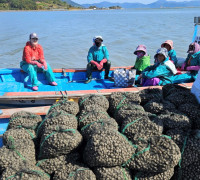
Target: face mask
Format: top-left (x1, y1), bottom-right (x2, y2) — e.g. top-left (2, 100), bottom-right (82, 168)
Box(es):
top-left (136, 51), bottom-right (145, 58)
top-left (95, 40), bottom-right (102, 47)
top-left (30, 38), bottom-right (38, 46)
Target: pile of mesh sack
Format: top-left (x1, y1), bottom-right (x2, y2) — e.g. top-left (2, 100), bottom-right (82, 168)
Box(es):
top-left (1, 84), bottom-right (200, 179)
top-left (166, 129), bottom-right (200, 180)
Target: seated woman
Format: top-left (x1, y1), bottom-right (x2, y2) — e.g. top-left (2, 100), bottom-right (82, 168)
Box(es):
top-left (133, 45), bottom-right (150, 75)
top-left (21, 33), bottom-right (57, 91)
top-left (181, 42), bottom-right (200, 79)
top-left (161, 40), bottom-right (177, 66)
top-left (138, 47), bottom-right (177, 86)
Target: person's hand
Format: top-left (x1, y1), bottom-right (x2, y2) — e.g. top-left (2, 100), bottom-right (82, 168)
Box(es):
top-left (97, 63), bottom-right (103, 70)
top-left (43, 61), bottom-right (48, 70)
top-left (36, 62), bottom-right (43, 69)
top-left (181, 63), bottom-right (186, 71)
top-left (100, 58), bottom-right (107, 67)
top-left (138, 74), bottom-right (143, 80)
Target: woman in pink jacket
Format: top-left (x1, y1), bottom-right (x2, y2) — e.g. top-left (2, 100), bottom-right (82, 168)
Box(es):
top-left (20, 33), bottom-right (57, 91)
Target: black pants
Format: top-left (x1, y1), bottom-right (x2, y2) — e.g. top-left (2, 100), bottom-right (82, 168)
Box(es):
top-left (86, 60), bottom-right (111, 79)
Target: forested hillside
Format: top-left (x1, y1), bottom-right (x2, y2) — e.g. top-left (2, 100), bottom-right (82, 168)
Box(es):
top-left (0, 0), bottom-right (70, 10)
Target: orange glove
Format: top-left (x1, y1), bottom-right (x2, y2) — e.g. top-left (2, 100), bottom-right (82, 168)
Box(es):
top-left (100, 59), bottom-right (107, 67)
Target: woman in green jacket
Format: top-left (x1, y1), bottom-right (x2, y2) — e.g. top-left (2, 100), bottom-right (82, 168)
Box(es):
top-left (133, 45), bottom-right (150, 75)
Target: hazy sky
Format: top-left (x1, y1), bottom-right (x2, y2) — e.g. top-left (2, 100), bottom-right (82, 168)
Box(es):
top-left (73, 0), bottom-right (194, 4)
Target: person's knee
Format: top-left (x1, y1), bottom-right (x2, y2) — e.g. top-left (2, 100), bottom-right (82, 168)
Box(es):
top-left (26, 64), bottom-right (35, 73)
top-left (107, 60), bottom-right (111, 66)
top-left (87, 62), bottom-right (92, 69)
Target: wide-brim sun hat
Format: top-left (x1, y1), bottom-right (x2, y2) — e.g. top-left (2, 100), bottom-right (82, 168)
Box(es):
top-left (161, 40), bottom-right (173, 50)
top-left (134, 45), bottom-right (147, 55)
top-left (154, 47), bottom-right (168, 59)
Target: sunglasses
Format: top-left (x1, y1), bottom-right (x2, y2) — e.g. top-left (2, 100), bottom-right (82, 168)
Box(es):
top-left (31, 38), bottom-right (38, 41)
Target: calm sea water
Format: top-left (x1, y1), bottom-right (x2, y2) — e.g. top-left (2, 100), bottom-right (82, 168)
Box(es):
top-left (0, 8), bottom-right (199, 69)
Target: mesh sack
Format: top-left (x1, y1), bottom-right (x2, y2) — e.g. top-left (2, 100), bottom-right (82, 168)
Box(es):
top-left (155, 111), bottom-right (191, 131)
top-left (0, 138), bottom-right (36, 170)
top-left (93, 166), bottom-right (132, 180)
top-left (108, 92), bottom-right (141, 116)
top-left (39, 126), bottom-right (82, 159)
top-left (7, 111), bottom-right (42, 132)
top-left (78, 109), bottom-right (110, 129)
top-left (80, 118), bottom-right (118, 140)
top-left (78, 94), bottom-right (109, 111)
top-left (178, 103), bottom-right (200, 129)
top-left (121, 114), bottom-right (163, 142)
top-left (3, 128), bottom-right (36, 145)
top-left (133, 168), bottom-right (174, 180)
top-left (143, 100), bottom-right (176, 115)
top-left (114, 103), bottom-right (146, 124)
top-left (83, 129), bottom-right (136, 167)
top-left (48, 99), bottom-right (79, 115)
top-left (165, 91), bottom-right (199, 108)
top-left (1, 165), bottom-right (50, 180)
top-left (128, 136), bottom-right (181, 173)
top-left (139, 88), bottom-right (162, 105)
top-left (37, 110), bottom-right (78, 137)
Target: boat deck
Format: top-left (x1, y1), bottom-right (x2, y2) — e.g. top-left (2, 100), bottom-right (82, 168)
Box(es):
top-left (0, 68), bottom-right (120, 93)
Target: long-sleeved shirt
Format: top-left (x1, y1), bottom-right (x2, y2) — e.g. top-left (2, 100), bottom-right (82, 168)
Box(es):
top-left (142, 58), bottom-right (177, 85)
top-left (87, 45), bottom-right (109, 63)
top-left (22, 41), bottom-right (45, 64)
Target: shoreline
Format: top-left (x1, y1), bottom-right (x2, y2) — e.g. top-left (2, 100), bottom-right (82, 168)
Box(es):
top-left (0, 6), bottom-right (200, 12)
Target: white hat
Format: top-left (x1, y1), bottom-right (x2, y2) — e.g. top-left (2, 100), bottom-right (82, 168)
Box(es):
top-left (29, 33), bottom-right (38, 39)
top-left (93, 36), bottom-right (103, 42)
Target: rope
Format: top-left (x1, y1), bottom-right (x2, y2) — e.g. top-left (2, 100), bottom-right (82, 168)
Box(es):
top-left (122, 142), bottom-right (150, 167)
top-left (47, 98), bottom-right (68, 113)
top-left (79, 94), bottom-right (107, 106)
top-left (7, 114), bottom-right (38, 131)
top-left (78, 111), bottom-right (109, 123)
top-left (6, 169), bottom-right (50, 180)
top-left (134, 172), bottom-right (142, 180)
top-left (36, 159), bottom-right (48, 167)
top-left (81, 119), bottom-right (106, 131)
top-left (36, 111), bottom-right (75, 136)
top-left (7, 136), bottom-right (26, 161)
top-left (122, 117), bottom-right (143, 134)
top-left (15, 126), bottom-right (35, 139)
top-left (68, 168), bottom-right (89, 178)
top-left (178, 132), bottom-right (189, 180)
top-left (121, 167), bottom-right (128, 180)
top-left (114, 95), bottom-right (127, 115)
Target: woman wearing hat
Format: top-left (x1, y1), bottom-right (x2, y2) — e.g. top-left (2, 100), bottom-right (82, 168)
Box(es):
top-left (161, 40), bottom-right (177, 66)
top-left (138, 47), bottom-right (177, 86)
top-left (85, 36), bottom-right (111, 84)
top-left (133, 44), bottom-right (150, 75)
top-left (20, 33), bottom-right (57, 91)
top-left (181, 42), bottom-right (200, 79)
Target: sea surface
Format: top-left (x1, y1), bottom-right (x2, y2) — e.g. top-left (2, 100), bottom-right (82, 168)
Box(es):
top-left (0, 8), bottom-right (199, 69)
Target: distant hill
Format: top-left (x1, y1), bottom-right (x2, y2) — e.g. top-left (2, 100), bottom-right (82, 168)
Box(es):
top-left (0, 0), bottom-right (70, 10)
top-left (62, 0), bottom-right (82, 7)
top-left (82, 0), bottom-right (200, 8)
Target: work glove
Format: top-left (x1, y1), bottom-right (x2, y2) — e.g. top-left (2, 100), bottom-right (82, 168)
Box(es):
top-left (186, 66), bottom-right (200, 71)
top-left (181, 63), bottom-right (186, 71)
top-left (100, 58), bottom-right (107, 67)
top-left (91, 60), bottom-right (103, 70)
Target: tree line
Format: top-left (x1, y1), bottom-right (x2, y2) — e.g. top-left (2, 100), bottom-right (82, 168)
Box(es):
top-left (0, 0), bottom-right (69, 10)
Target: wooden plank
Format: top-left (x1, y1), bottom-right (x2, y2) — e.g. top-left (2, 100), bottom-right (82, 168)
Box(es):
top-left (0, 106), bottom-right (50, 119)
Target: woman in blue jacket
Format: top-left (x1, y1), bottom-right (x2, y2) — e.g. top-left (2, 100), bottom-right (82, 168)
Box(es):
top-left (138, 48), bottom-right (177, 86)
